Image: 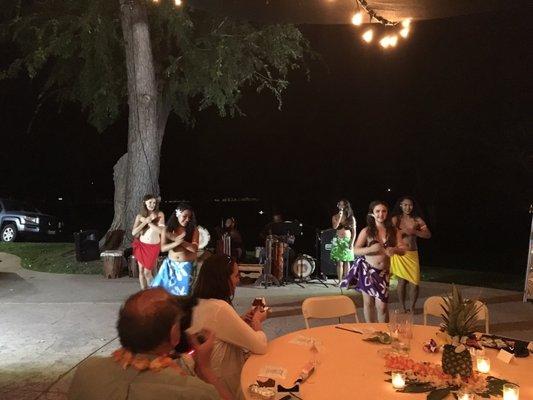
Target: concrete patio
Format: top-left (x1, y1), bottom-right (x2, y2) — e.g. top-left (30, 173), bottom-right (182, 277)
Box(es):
top-left (1, 251), bottom-right (532, 400)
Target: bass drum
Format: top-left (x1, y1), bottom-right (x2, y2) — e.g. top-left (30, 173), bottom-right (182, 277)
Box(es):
top-left (291, 254), bottom-right (315, 279)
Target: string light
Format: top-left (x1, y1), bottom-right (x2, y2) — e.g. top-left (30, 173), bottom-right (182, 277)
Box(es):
top-left (362, 29), bottom-right (373, 43)
top-left (379, 36), bottom-right (391, 48)
top-left (351, 0), bottom-right (413, 49)
top-left (351, 11), bottom-right (363, 26)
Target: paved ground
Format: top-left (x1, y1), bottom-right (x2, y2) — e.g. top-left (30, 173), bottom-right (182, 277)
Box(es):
top-left (1, 251), bottom-right (532, 400)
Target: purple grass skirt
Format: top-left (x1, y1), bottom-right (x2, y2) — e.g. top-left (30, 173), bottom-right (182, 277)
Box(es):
top-left (340, 257), bottom-right (389, 302)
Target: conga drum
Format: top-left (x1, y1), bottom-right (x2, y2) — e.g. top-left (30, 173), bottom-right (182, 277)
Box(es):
top-left (266, 236), bottom-right (285, 281)
top-left (101, 250), bottom-right (125, 279)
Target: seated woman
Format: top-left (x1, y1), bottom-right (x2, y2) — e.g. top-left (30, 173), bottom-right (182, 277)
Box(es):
top-left (189, 254), bottom-right (268, 399)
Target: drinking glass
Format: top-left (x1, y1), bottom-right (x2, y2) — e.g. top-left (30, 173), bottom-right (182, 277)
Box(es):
top-left (388, 309), bottom-right (400, 339)
top-left (390, 310), bottom-right (412, 354)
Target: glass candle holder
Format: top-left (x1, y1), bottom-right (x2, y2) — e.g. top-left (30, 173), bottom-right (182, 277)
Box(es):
top-left (476, 355), bottom-right (491, 373)
top-left (503, 383), bottom-right (519, 400)
top-left (391, 371), bottom-right (406, 389)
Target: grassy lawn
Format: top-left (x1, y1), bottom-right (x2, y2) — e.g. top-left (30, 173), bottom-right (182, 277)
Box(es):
top-left (0, 242), bottom-right (102, 274)
top-left (421, 266), bottom-right (524, 292)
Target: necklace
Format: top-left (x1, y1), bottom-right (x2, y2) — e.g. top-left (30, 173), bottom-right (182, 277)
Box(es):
top-left (112, 348), bottom-right (186, 375)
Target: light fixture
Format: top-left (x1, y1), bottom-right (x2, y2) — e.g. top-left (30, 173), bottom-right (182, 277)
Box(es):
top-left (379, 36), bottom-right (391, 48)
top-left (174, 0), bottom-right (182, 5)
top-left (400, 27), bottom-right (410, 38)
top-left (401, 18), bottom-right (412, 28)
top-left (351, 1), bottom-right (413, 49)
top-left (351, 11), bottom-right (363, 26)
top-left (362, 29), bottom-right (373, 43)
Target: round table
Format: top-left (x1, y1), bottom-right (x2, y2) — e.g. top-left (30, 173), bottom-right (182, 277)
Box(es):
top-left (241, 323), bottom-right (532, 399)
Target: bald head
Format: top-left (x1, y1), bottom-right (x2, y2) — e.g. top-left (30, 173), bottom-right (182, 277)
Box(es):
top-left (117, 288), bottom-right (184, 353)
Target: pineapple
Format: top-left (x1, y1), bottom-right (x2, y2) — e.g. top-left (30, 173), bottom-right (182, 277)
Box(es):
top-left (440, 285), bottom-right (481, 378)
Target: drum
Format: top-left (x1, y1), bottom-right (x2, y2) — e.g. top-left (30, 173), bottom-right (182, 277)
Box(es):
top-left (291, 254), bottom-right (315, 279)
top-left (266, 235), bottom-right (286, 281)
top-left (100, 250), bottom-right (125, 279)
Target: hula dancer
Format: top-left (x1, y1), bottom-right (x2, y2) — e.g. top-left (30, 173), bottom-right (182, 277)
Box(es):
top-left (151, 203), bottom-right (199, 296)
top-left (342, 201), bottom-right (404, 322)
top-left (331, 199), bottom-right (356, 284)
top-left (131, 195), bottom-right (165, 289)
top-left (391, 196), bottom-right (431, 313)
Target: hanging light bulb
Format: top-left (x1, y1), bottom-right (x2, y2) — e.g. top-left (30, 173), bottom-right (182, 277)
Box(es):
top-left (362, 29), bottom-right (373, 43)
top-left (389, 35), bottom-right (398, 47)
top-left (401, 18), bottom-right (411, 28)
top-left (400, 27), bottom-right (410, 38)
top-left (352, 11), bottom-right (363, 26)
top-left (174, 0), bottom-right (182, 5)
top-left (379, 36), bottom-right (391, 48)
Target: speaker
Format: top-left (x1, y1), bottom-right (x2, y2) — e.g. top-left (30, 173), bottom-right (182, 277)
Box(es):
top-left (74, 230), bottom-right (100, 262)
top-left (319, 228), bottom-right (337, 277)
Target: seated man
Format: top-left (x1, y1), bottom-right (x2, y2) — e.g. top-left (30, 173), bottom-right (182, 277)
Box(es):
top-left (68, 288), bottom-right (232, 400)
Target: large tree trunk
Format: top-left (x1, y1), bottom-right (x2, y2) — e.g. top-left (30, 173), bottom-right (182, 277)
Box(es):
top-left (99, 153), bottom-right (128, 249)
top-left (118, 0), bottom-right (168, 246)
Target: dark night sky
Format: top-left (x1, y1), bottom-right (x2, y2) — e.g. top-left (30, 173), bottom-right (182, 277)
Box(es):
top-left (1, 7), bottom-right (532, 272)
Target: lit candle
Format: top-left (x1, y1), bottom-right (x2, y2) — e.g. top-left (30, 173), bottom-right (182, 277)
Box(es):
top-left (458, 393), bottom-right (475, 400)
top-left (391, 372), bottom-right (406, 389)
top-left (503, 383), bottom-right (519, 400)
top-left (476, 356), bottom-right (491, 373)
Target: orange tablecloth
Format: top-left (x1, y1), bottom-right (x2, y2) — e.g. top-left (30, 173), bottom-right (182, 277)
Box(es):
top-left (241, 323), bottom-right (533, 399)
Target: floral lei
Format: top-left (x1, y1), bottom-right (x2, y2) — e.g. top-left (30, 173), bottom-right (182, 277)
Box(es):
top-left (385, 354), bottom-right (488, 393)
top-left (112, 348), bottom-right (186, 375)
top-left (384, 354), bottom-right (517, 398)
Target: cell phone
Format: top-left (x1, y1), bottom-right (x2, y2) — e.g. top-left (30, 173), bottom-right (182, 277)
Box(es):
top-left (196, 333), bottom-right (206, 344)
top-left (252, 297), bottom-right (266, 308)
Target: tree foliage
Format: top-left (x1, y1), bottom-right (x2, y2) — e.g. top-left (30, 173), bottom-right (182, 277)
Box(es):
top-left (1, 0), bottom-right (309, 132)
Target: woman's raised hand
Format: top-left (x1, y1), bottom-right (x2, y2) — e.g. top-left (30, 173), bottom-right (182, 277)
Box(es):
top-left (253, 308), bottom-right (268, 323)
top-left (241, 307), bottom-right (255, 324)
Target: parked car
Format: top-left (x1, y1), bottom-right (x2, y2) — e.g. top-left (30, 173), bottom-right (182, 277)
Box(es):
top-left (0, 198), bottom-right (64, 242)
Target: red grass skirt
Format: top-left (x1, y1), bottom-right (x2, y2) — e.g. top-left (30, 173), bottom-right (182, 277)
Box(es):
top-left (132, 239), bottom-right (160, 270)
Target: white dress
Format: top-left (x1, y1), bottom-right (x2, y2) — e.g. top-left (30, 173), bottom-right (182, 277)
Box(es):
top-left (189, 298), bottom-right (268, 398)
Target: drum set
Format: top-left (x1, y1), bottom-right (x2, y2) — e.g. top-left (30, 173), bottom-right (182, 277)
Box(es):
top-left (254, 221), bottom-right (326, 289)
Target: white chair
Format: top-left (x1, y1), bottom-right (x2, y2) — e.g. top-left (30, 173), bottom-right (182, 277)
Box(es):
top-left (423, 296), bottom-right (490, 334)
top-left (302, 295), bottom-right (359, 329)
